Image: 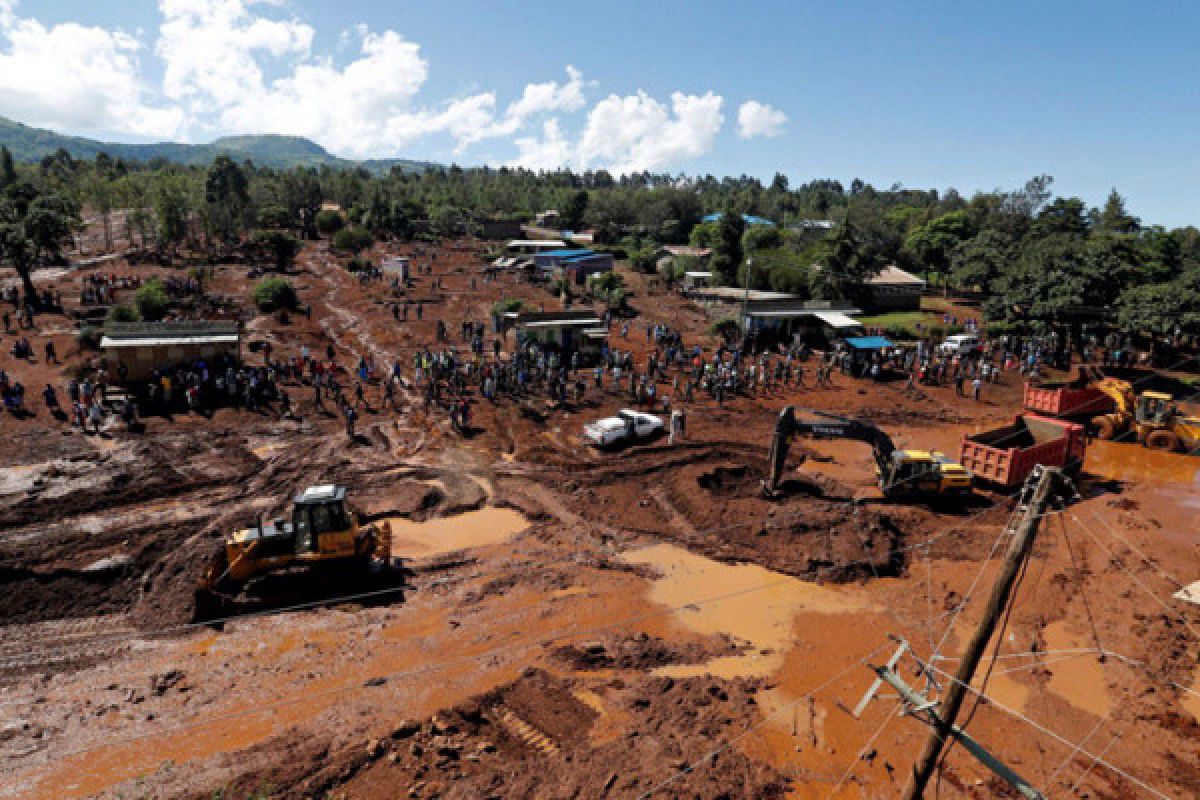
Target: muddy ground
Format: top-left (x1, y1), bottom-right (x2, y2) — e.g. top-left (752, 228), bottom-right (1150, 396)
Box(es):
top-left (2, 230), bottom-right (1200, 799)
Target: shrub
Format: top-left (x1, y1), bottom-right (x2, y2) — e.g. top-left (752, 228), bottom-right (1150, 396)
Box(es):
top-left (491, 298), bottom-right (524, 316)
top-left (710, 317), bottom-right (741, 342)
top-left (315, 209), bottom-right (345, 236)
top-left (106, 304), bottom-right (140, 324)
top-left (332, 227), bottom-right (374, 255)
top-left (134, 279), bottom-right (171, 321)
top-left (252, 277), bottom-right (298, 311)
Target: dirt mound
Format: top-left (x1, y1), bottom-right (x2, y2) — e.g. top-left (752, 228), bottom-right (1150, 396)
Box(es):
top-left (552, 632), bottom-right (731, 671)
top-left (220, 668), bottom-right (788, 800)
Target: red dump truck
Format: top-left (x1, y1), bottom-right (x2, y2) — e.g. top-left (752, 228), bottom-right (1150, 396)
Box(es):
top-left (1022, 380), bottom-right (1114, 418)
top-left (959, 415), bottom-right (1086, 488)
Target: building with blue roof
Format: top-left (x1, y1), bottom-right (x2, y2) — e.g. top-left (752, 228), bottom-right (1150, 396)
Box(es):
top-left (701, 212), bottom-right (776, 227)
top-left (532, 248), bottom-right (615, 285)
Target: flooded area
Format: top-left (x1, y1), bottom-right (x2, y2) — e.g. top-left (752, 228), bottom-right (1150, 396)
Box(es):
top-left (1042, 621), bottom-right (1113, 718)
top-left (621, 543), bottom-right (878, 679)
top-left (384, 507), bottom-right (530, 559)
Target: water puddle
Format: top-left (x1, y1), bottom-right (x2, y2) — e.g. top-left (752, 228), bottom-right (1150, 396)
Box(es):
top-left (1086, 440), bottom-right (1200, 486)
top-left (621, 543), bottom-right (877, 678)
top-left (383, 507), bottom-right (530, 559)
top-left (1042, 621), bottom-right (1112, 717)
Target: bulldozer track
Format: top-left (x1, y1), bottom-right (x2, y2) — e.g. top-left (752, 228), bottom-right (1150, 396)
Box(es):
top-left (0, 615), bottom-right (137, 676)
top-left (492, 707), bottom-right (560, 756)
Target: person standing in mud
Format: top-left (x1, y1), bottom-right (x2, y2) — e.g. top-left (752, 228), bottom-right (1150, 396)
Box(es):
top-left (343, 402), bottom-right (357, 439)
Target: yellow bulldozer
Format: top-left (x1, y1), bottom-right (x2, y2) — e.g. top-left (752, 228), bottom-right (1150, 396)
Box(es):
top-left (1090, 377), bottom-right (1200, 453)
top-left (198, 484), bottom-right (393, 596)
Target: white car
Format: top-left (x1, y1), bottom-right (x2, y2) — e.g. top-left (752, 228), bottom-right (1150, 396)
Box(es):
top-left (583, 409), bottom-right (664, 446)
top-left (938, 334), bottom-right (982, 356)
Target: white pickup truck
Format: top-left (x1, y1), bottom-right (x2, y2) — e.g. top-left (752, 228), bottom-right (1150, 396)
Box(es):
top-left (583, 409), bottom-right (664, 446)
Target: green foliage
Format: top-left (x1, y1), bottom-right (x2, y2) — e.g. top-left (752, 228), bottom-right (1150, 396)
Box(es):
top-left (204, 155), bottom-right (250, 241)
top-left (429, 205), bottom-right (463, 238)
top-left (134, 278), bottom-right (171, 321)
top-left (1117, 270), bottom-right (1200, 335)
top-left (741, 246), bottom-right (811, 296)
top-left (904, 210), bottom-right (976, 278)
top-left (332, 226), bottom-right (374, 255)
top-left (251, 230), bottom-right (302, 271)
top-left (561, 189), bottom-right (589, 230)
top-left (688, 221), bottom-right (719, 249)
top-left (106, 304), bottom-right (140, 323)
top-left (812, 223), bottom-right (884, 304)
top-left (709, 317), bottom-right (741, 342)
top-left (315, 208), bottom-right (345, 235)
top-left (710, 211), bottom-right (745, 285)
top-left (630, 245), bottom-right (658, 273)
top-left (252, 276), bottom-right (298, 311)
top-left (491, 298), bottom-right (524, 316)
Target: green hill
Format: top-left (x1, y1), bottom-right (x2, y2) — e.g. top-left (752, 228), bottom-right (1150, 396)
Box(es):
top-left (0, 115), bottom-right (435, 172)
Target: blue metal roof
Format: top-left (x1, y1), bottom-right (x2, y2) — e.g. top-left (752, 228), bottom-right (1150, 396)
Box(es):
top-left (701, 213), bottom-right (776, 226)
top-left (845, 336), bottom-right (894, 350)
top-left (538, 248), bottom-right (594, 258)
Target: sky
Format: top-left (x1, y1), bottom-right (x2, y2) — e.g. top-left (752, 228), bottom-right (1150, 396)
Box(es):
top-left (0, 0), bottom-right (1197, 226)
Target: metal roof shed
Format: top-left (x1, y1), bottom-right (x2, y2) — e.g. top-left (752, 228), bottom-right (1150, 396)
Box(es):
top-left (844, 336), bottom-right (895, 350)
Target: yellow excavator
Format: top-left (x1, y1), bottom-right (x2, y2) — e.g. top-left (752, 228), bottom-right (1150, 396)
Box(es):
top-left (1089, 374), bottom-right (1200, 453)
top-left (198, 485), bottom-right (393, 595)
top-left (765, 407), bottom-right (972, 500)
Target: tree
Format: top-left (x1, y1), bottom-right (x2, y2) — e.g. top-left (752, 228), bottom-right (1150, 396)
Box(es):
top-left (710, 211), bottom-right (745, 285)
top-left (903, 210), bottom-right (976, 281)
top-left (950, 230), bottom-right (1014, 294)
top-left (252, 277), bottom-right (299, 311)
top-left (1092, 188), bottom-right (1140, 234)
top-left (155, 175), bottom-right (192, 252)
top-left (812, 223), bottom-right (884, 304)
top-left (332, 227), bottom-right (374, 255)
top-left (251, 230), bottom-right (303, 271)
top-left (560, 189), bottom-right (589, 231)
top-left (1117, 269), bottom-right (1200, 336)
top-left (429, 205), bottom-right (462, 238)
top-left (134, 278), bottom-right (171, 321)
top-left (204, 155), bottom-right (250, 241)
top-left (1029, 197), bottom-right (1088, 238)
top-left (315, 208), bottom-right (345, 236)
top-left (0, 146), bottom-right (15, 189)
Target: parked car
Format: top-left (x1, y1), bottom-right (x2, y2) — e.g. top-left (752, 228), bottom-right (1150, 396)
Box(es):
top-left (583, 409), bottom-right (664, 446)
top-left (938, 334), bottom-right (982, 356)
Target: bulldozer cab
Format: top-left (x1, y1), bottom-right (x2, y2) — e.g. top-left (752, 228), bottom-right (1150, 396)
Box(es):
top-left (1137, 392), bottom-right (1174, 425)
top-left (292, 485), bottom-right (355, 556)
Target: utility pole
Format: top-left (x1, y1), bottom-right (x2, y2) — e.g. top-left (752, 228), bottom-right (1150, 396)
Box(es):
top-left (900, 465), bottom-right (1065, 800)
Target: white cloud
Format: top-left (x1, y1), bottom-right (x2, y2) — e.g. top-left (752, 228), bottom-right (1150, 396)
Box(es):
top-left (737, 100), bottom-right (786, 139)
top-left (577, 91), bottom-right (724, 174)
top-left (0, 1), bottom-right (766, 173)
top-left (506, 118), bottom-right (573, 171)
top-left (0, 1), bottom-right (183, 137)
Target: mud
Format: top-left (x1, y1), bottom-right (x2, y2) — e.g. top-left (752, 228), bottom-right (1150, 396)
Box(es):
top-left (2, 231), bottom-right (1198, 799)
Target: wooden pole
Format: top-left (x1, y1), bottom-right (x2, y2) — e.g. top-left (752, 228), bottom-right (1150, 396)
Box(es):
top-left (902, 466), bottom-right (1063, 800)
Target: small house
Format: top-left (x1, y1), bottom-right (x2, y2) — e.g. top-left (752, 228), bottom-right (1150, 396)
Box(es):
top-left (532, 249), bottom-right (615, 285)
top-left (101, 321), bottom-right (241, 382)
top-left (516, 310), bottom-right (607, 360)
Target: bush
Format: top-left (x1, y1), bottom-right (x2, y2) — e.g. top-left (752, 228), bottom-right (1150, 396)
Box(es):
top-left (134, 279), bottom-right (170, 321)
top-left (106, 304), bottom-right (140, 324)
top-left (491, 298), bottom-right (524, 316)
top-left (332, 227), bottom-right (374, 255)
top-left (315, 209), bottom-right (345, 236)
top-left (710, 317), bottom-right (741, 342)
top-left (346, 255), bottom-right (371, 273)
top-left (252, 277), bottom-right (298, 311)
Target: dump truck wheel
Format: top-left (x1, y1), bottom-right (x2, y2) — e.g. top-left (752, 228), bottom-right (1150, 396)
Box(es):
top-left (1144, 430), bottom-right (1180, 452)
top-left (1092, 416), bottom-right (1117, 440)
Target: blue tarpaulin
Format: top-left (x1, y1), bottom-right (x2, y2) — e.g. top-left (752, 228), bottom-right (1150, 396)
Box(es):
top-left (844, 336), bottom-right (894, 350)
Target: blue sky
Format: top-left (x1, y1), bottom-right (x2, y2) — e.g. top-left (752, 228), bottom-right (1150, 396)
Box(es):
top-left (2, 1), bottom-right (1197, 226)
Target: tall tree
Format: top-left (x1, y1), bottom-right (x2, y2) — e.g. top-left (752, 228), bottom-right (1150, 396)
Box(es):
top-left (1092, 188), bottom-right (1140, 234)
top-left (560, 189), bottom-right (589, 231)
top-left (0, 146), bottom-right (15, 189)
top-left (204, 155), bottom-right (251, 242)
top-left (710, 211), bottom-right (746, 286)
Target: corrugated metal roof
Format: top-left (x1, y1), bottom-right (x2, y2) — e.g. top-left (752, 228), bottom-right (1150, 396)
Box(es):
top-left (101, 334), bottom-right (240, 348)
top-left (539, 248), bottom-right (594, 258)
top-left (812, 311), bottom-right (863, 329)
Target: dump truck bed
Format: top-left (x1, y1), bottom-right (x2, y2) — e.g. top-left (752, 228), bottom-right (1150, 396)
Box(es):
top-left (1023, 382), bottom-right (1114, 417)
top-left (960, 415), bottom-right (1086, 487)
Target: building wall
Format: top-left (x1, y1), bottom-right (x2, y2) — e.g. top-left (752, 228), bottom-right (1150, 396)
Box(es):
top-left (105, 342), bottom-right (239, 382)
top-left (867, 285), bottom-right (922, 311)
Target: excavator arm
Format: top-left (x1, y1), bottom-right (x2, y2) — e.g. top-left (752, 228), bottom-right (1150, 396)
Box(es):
top-left (766, 407), bottom-right (897, 496)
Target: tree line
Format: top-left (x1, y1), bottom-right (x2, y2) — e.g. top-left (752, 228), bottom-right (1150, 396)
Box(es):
top-left (1, 145), bottom-right (1197, 337)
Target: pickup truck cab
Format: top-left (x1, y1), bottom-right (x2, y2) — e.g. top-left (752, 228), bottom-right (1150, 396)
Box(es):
top-left (938, 334), bottom-right (982, 357)
top-left (583, 409), bottom-right (664, 446)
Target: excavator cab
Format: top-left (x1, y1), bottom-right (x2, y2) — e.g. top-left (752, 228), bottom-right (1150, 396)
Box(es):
top-left (883, 451), bottom-right (972, 498)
